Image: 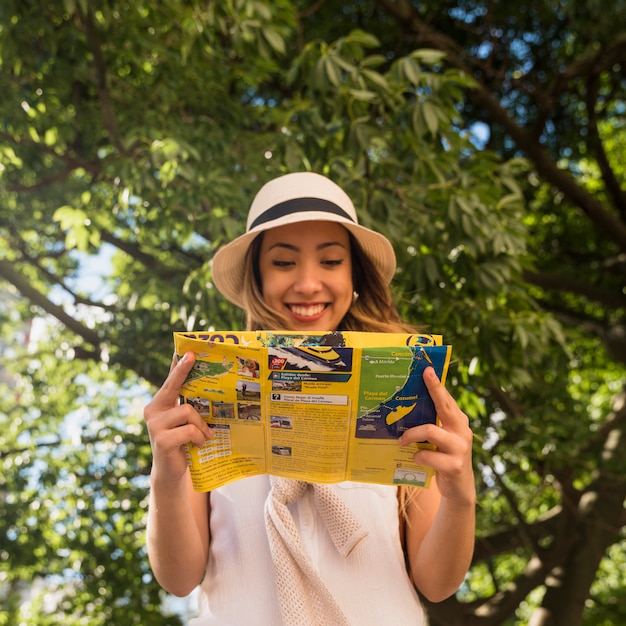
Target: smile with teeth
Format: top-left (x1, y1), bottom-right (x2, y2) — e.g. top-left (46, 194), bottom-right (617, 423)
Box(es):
top-left (288, 303), bottom-right (327, 317)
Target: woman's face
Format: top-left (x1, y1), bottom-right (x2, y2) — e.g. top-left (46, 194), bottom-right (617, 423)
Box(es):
top-left (258, 220), bottom-right (353, 331)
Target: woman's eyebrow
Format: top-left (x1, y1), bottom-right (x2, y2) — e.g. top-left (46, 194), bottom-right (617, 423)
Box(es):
top-left (268, 241), bottom-right (347, 252)
top-left (268, 242), bottom-right (300, 252)
top-left (317, 241), bottom-right (347, 250)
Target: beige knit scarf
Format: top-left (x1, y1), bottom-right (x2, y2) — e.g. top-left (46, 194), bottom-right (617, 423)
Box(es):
top-left (264, 476), bottom-right (369, 625)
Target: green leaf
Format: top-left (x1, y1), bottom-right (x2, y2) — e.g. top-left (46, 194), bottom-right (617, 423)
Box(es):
top-left (323, 56), bottom-right (342, 86)
top-left (344, 29), bottom-right (380, 48)
top-left (422, 100), bottom-right (439, 135)
top-left (263, 27), bottom-right (286, 54)
top-left (412, 48), bottom-right (447, 65)
top-left (361, 68), bottom-right (390, 91)
top-left (348, 89), bottom-right (377, 102)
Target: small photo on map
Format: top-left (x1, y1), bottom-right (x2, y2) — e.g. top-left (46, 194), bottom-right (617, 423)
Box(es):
top-left (211, 401), bottom-right (235, 419)
top-left (271, 379), bottom-right (302, 392)
top-left (393, 467), bottom-right (427, 487)
top-left (271, 445), bottom-right (292, 457)
top-left (186, 397), bottom-right (210, 417)
top-left (237, 403), bottom-right (261, 420)
top-left (270, 416), bottom-right (293, 429)
top-left (268, 345), bottom-right (352, 372)
top-left (237, 380), bottom-right (261, 401)
top-left (237, 357), bottom-right (260, 378)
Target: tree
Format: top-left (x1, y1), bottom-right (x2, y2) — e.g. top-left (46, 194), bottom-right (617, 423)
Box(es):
top-left (0, 1), bottom-right (624, 625)
top-left (356, 2), bottom-right (626, 624)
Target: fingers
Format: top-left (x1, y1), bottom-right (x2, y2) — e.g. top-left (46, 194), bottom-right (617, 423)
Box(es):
top-left (397, 367), bottom-right (471, 444)
top-left (142, 351), bottom-right (217, 482)
top-left (168, 351), bottom-right (178, 374)
top-left (399, 421), bottom-right (468, 453)
top-left (150, 403), bottom-right (213, 450)
top-left (152, 351), bottom-right (197, 409)
top-left (144, 351), bottom-right (213, 448)
top-left (398, 366), bottom-right (474, 499)
top-left (422, 367), bottom-right (468, 433)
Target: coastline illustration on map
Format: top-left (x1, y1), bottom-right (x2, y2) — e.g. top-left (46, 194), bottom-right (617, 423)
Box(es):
top-left (355, 345), bottom-right (449, 439)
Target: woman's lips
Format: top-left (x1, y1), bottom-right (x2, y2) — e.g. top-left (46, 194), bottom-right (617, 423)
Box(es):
top-left (287, 303), bottom-right (327, 319)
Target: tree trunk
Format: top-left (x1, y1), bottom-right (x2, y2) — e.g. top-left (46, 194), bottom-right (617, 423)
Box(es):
top-left (530, 390), bottom-right (626, 625)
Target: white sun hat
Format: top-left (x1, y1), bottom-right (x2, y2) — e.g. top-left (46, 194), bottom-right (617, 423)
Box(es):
top-left (211, 172), bottom-right (396, 308)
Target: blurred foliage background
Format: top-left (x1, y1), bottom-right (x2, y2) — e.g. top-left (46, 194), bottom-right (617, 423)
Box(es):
top-left (1, 1), bottom-right (624, 625)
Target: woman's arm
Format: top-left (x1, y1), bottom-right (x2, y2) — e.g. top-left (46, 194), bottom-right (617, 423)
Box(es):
top-left (144, 352), bottom-right (214, 596)
top-left (399, 366), bottom-right (476, 601)
top-left (147, 470), bottom-right (211, 596)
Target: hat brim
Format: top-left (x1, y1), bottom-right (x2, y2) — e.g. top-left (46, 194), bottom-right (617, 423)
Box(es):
top-left (212, 218), bottom-right (396, 309)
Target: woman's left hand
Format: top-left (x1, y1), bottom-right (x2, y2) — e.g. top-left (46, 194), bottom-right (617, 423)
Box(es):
top-left (398, 366), bottom-right (475, 504)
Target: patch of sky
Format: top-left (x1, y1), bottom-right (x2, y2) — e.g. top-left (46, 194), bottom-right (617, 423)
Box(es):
top-left (476, 41), bottom-right (492, 59)
top-left (469, 121), bottom-right (490, 149)
top-left (448, 5), bottom-right (487, 23)
top-left (30, 243), bottom-right (117, 345)
top-left (509, 38), bottom-right (532, 66)
top-left (47, 244), bottom-right (115, 308)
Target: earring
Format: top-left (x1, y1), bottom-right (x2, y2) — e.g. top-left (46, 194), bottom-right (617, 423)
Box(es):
top-left (352, 291), bottom-right (359, 304)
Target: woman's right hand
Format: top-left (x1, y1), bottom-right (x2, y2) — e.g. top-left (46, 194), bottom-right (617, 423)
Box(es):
top-left (143, 351), bottom-right (214, 483)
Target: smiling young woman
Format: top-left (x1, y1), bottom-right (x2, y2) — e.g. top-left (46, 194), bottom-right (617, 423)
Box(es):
top-left (144, 172), bottom-right (476, 626)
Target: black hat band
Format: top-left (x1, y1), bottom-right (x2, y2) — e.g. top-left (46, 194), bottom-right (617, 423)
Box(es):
top-left (249, 197), bottom-right (355, 231)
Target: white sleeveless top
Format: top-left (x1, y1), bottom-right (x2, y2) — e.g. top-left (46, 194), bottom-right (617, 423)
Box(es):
top-left (189, 475), bottom-right (426, 625)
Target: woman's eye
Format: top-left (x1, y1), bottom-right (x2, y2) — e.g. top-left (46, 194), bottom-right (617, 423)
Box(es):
top-left (272, 259), bottom-right (293, 268)
top-left (322, 259), bottom-right (344, 267)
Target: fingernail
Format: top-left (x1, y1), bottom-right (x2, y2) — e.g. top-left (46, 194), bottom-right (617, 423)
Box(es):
top-left (179, 352), bottom-right (189, 365)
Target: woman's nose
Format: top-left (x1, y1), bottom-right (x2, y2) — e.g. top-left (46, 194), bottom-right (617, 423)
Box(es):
top-left (293, 262), bottom-right (322, 294)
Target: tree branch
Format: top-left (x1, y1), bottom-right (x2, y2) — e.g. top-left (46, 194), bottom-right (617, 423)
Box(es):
top-left (474, 507), bottom-right (562, 562)
top-left (584, 72), bottom-right (626, 217)
top-left (77, 7), bottom-right (126, 154)
top-left (522, 269), bottom-right (626, 310)
top-left (0, 130), bottom-right (101, 184)
top-left (6, 235), bottom-right (118, 312)
top-left (374, 0), bottom-right (626, 252)
top-left (560, 33), bottom-right (626, 82)
top-left (97, 229), bottom-right (206, 273)
top-left (0, 260), bottom-right (101, 348)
